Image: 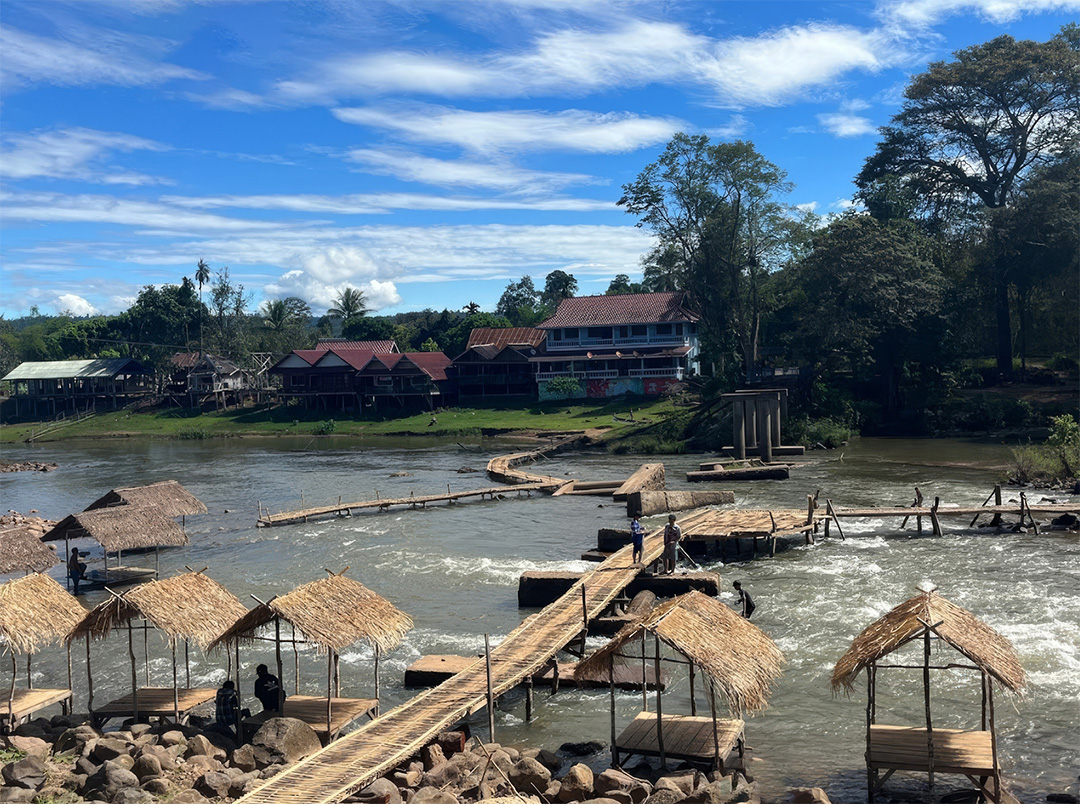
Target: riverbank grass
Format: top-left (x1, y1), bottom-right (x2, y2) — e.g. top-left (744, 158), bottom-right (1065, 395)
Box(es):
top-left (0, 397), bottom-right (682, 443)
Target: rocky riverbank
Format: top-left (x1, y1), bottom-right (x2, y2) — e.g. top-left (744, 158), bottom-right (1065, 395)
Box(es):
top-left (1, 714), bottom-right (836, 804)
top-left (0, 461), bottom-right (58, 473)
top-left (0, 510), bottom-right (57, 535)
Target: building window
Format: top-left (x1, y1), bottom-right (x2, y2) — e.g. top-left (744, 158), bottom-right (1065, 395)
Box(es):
top-left (655, 324), bottom-right (672, 335)
top-left (674, 324), bottom-right (683, 335)
top-left (631, 324), bottom-right (647, 337)
top-left (587, 327), bottom-right (612, 339)
top-left (563, 328), bottom-right (578, 339)
top-left (619, 326), bottom-right (629, 338)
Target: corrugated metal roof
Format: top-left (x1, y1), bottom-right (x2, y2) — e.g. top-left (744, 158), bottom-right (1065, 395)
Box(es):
top-left (2, 358), bottom-right (149, 382)
top-left (539, 292), bottom-right (698, 328)
top-left (466, 327), bottom-right (546, 349)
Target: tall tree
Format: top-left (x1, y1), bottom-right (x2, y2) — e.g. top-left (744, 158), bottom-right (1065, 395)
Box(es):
top-left (541, 270), bottom-right (578, 309)
top-left (857, 25), bottom-right (1080, 376)
top-left (195, 258), bottom-right (211, 354)
top-left (327, 287), bottom-right (368, 330)
top-left (495, 276), bottom-right (541, 325)
top-left (463, 301), bottom-right (481, 315)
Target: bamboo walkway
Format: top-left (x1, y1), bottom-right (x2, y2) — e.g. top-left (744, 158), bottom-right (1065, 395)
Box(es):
top-left (238, 510), bottom-right (715, 804)
top-left (485, 433), bottom-right (589, 485)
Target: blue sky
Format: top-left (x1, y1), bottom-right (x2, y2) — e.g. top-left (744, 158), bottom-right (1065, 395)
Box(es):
top-left (1, 0), bottom-right (1076, 320)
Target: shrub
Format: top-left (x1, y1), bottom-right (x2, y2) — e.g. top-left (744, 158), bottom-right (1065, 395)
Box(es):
top-left (1008, 414), bottom-right (1080, 485)
top-left (787, 417), bottom-right (855, 449)
top-left (1047, 352), bottom-right (1080, 373)
top-left (174, 426), bottom-right (211, 440)
top-left (312, 419), bottom-right (336, 435)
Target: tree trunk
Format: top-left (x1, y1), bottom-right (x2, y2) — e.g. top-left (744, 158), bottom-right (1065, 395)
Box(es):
top-left (995, 273), bottom-right (1013, 379)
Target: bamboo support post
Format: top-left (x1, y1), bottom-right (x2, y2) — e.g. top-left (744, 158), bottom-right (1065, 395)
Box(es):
top-left (654, 634), bottom-right (665, 769)
top-left (525, 674), bottom-right (533, 722)
top-left (275, 617), bottom-right (285, 711)
top-left (85, 636), bottom-right (94, 714)
top-left (609, 656), bottom-right (618, 766)
top-left (374, 645), bottom-right (381, 717)
top-left (143, 623), bottom-right (150, 686)
top-left (689, 662), bottom-right (696, 716)
top-left (930, 497), bottom-right (942, 537)
top-left (172, 645), bottom-right (179, 723)
top-left (640, 630), bottom-right (647, 712)
top-left (988, 678), bottom-right (1000, 799)
top-left (923, 628), bottom-right (934, 789)
top-left (8, 654), bottom-right (15, 727)
top-left (128, 620), bottom-right (139, 723)
top-left (485, 634), bottom-right (495, 742)
top-left (707, 678), bottom-right (721, 774)
top-left (184, 640), bottom-right (190, 688)
top-left (991, 485), bottom-right (1003, 526)
top-left (326, 652), bottom-right (333, 739)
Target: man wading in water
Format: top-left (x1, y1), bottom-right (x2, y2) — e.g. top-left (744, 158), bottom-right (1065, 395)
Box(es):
top-left (733, 580), bottom-right (756, 619)
top-left (662, 514), bottom-right (681, 574)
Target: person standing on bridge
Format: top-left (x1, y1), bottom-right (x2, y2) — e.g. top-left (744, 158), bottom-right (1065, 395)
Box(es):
top-left (662, 514), bottom-right (682, 574)
top-left (630, 515), bottom-right (646, 565)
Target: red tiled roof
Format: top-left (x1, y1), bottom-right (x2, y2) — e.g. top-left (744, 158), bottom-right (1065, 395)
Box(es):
top-left (539, 292), bottom-right (697, 328)
top-left (318, 350), bottom-right (375, 370)
top-left (292, 350), bottom-right (326, 365)
top-left (170, 352), bottom-right (200, 369)
top-left (401, 352), bottom-right (452, 381)
top-left (315, 339), bottom-right (397, 354)
top-left (466, 327), bottom-right (546, 349)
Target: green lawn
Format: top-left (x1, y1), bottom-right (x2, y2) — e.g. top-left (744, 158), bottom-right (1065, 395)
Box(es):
top-left (0, 396), bottom-right (683, 443)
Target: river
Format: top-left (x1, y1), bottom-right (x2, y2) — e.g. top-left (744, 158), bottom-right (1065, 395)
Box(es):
top-left (2, 437), bottom-right (1077, 802)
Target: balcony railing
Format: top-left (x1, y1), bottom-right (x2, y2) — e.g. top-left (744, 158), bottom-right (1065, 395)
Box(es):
top-left (547, 334), bottom-right (690, 350)
top-left (536, 370), bottom-right (620, 380)
top-left (628, 368), bottom-right (684, 378)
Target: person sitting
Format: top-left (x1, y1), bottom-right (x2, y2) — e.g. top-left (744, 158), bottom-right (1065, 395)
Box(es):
top-left (215, 680), bottom-right (240, 736)
top-left (254, 664), bottom-right (282, 712)
top-left (68, 548), bottom-right (88, 594)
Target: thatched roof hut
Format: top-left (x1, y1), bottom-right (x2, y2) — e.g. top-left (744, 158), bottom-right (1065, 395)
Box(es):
top-left (576, 590), bottom-right (784, 714)
top-left (210, 572), bottom-right (413, 654)
top-left (42, 507), bottom-right (188, 552)
top-left (70, 571), bottom-right (247, 650)
top-left (831, 590), bottom-right (1026, 694)
top-left (84, 480), bottom-right (207, 518)
top-left (0, 526), bottom-right (60, 574)
top-left (0, 574), bottom-right (86, 654)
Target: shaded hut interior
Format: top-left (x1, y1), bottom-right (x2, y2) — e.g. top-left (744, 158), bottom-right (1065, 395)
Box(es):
top-left (576, 590), bottom-right (784, 783)
top-left (70, 570), bottom-right (248, 727)
top-left (831, 588), bottom-right (1026, 804)
top-left (0, 573), bottom-right (87, 732)
top-left (209, 569), bottom-right (413, 742)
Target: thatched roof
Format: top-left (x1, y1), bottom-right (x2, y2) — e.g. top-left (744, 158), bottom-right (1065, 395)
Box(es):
top-left (84, 480), bottom-right (207, 518)
top-left (0, 574), bottom-right (87, 654)
top-left (209, 572), bottom-right (413, 655)
top-left (831, 590), bottom-right (1026, 694)
top-left (0, 526), bottom-right (60, 574)
top-left (70, 571), bottom-right (247, 650)
top-left (575, 590), bottom-right (785, 715)
top-left (42, 507), bottom-right (188, 551)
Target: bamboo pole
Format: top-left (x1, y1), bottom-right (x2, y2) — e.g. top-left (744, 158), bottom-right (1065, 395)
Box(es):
top-left (981, 671), bottom-right (988, 731)
top-left (923, 629), bottom-right (934, 789)
top-left (609, 656), bottom-right (618, 767)
top-left (485, 634), bottom-right (495, 742)
top-left (26, 654), bottom-right (31, 688)
top-left (374, 645), bottom-right (381, 717)
top-left (128, 620), bottom-right (139, 723)
top-left (275, 617), bottom-right (284, 711)
top-left (85, 636), bottom-right (94, 714)
top-left (333, 652), bottom-right (340, 698)
top-left (707, 678), bottom-right (721, 774)
top-left (326, 652), bottom-right (333, 739)
top-left (184, 640), bottom-right (190, 688)
top-left (293, 623), bottom-right (300, 694)
top-left (143, 622), bottom-right (150, 686)
top-left (8, 653), bottom-right (15, 728)
top-left (988, 679), bottom-right (1000, 800)
top-left (640, 630), bottom-right (647, 712)
top-left (866, 663), bottom-right (875, 803)
top-left (172, 645), bottom-right (179, 723)
top-left (654, 634), bottom-right (665, 769)
top-left (689, 661), bottom-right (696, 716)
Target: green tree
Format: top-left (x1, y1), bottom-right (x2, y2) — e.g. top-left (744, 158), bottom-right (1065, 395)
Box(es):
top-left (495, 276), bottom-right (542, 326)
top-left (420, 337), bottom-right (441, 352)
top-left (606, 274), bottom-right (632, 295)
top-left (261, 297), bottom-right (312, 351)
top-left (546, 375), bottom-right (581, 401)
top-left (442, 312), bottom-right (513, 357)
top-left (541, 270), bottom-right (578, 309)
top-left (857, 25), bottom-right (1080, 377)
top-left (195, 258), bottom-right (211, 353)
top-left (463, 301), bottom-right (481, 315)
top-left (342, 315), bottom-right (395, 343)
top-left (207, 267), bottom-right (252, 352)
top-left (327, 287), bottom-right (369, 330)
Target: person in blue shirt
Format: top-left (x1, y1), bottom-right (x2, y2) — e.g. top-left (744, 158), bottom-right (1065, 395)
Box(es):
top-left (630, 516), bottom-right (646, 565)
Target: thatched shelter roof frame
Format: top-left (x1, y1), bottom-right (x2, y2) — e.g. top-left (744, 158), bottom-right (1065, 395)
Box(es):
top-left (83, 480), bottom-right (207, 518)
top-left (0, 526), bottom-right (60, 575)
top-left (43, 507), bottom-right (189, 554)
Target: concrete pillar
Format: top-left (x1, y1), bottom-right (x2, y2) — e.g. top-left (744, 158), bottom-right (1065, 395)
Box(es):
top-left (756, 397), bottom-right (773, 463)
top-left (770, 395), bottom-right (781, 449)
top-left (744, 397), bottom-right (757, 449)
top-left (732, 400), bottom-right (746, 460)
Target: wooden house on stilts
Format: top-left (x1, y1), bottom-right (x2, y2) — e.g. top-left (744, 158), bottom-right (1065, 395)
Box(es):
top-left (210, 569), bottom-right (413, 743)
top-left (0, 574), bottom-right (87, 732)
top-left (576, 590), bottom-right (784, 785)
top-left (831, 587), bottom-right (1026, 804)
top-left (70, 570), bottom-right (247, 728)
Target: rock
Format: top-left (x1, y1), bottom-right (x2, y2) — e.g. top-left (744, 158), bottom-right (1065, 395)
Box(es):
top-left (435, 731), bottom-right (466, 757)
top-left (421, 742), bottom-right (446, 770)
top-left (645, 791), bottom-right (685, 804)
top-left (194, 770), bottom-right (233, 798)
top-left (85, 759), bottom-right (140, 799)
top-left (231, 743), bottom-right (258, 773)
top-left (392, 769), bottom-right (423, 789)
top-left (581, 798), bottom-right (623, 804)
top-left (5, 736), bottom-right (50, 760)
top-left (250, 717), bottom-right (322, 768)
top-left (595, 769), bottom-right (651, 804)
top-left (131, 753), bottom-right (162, 780)
top-left (1047, 796), bottom-right (1079, 804)
top-left (75, 756), bottom-right (98, 776)
top-left (184, 754), bottom-right (226, 777)
top-left (171, 790), bottom-right (210, 804)
top-left (260, 763), bottom-right (285, 779)
top-left (355, 777), bottom-right (404, 804)
top-left (534, 748), bottom-right (563, 773)
top-left (411, 788), bottom-right (458, 804)
top-left (683, 782), bottom-right (734, 804)
top-left (560, 741), bottom-right (606, 756)
top-left (91, 736), bottom-right (132, 763)
top-left (509, 757), bottom-right (552, 795)
top-left (0, 789), bottom-right (34, 803)
top-left (229, 770), bottom-right (263, 798)
top-left (1, 756), bottom-right (47, 789)
top-left (160, 730), bottom-right (187, 747)
top-left (185, 734), bottom-right (225, 761)
top-left (557, 763), bottom-right (595, 802)
top-left (789, 789), bottom-right (831, 804)
top-left (485, 798), bottom-right (540, 804)
top-left (129, 723), bottom-right (152, 738)
top-left (138, 744), bottom-right (178, 772)
top-left (54, 725), bottom-right (99, 754)
top-left (141, 777), bottom-right (175, 796)
top-left (547, 780), bottom-right (563, 799)
top-left (113, 789), bottom-right (155, 804)
top-left (113, 753), bottom-right (136, 771)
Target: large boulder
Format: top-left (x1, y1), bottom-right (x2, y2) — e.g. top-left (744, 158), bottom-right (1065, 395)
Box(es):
top-left (559, 741), bottom-right (606, 757)
top-left (194, 770), bottom-right (233, 798)
top-left (682, 782), bottom-right (737, 804)
top-left (54, 725), bottom-right (99, 755)
top-left (789, 789), bottom-right (831, 804)
top-left (171, 790), bottom-right (210, 804)
top-left (508, 757), bottom-right (552, 796)
top-left (85, 759), bottom-right (140, 800)
top-left (557, 763), bottom-right (595, 802)
top-left (0, 789), bottom-right (35, 803)
top-left (91, 736), bottom-right (132, 763)
top-left (250, 718), bottom-right (322, 769)
top-left (411, 788), bottom-right (458, 804)
top-left (231, 743), bottom-right (258, 773)
top-left (645, 791), bottom-right (685, 804)
top-left (1, 756), bottom-right (47, 790)
top-left (184, 734), bottom-right (225, 761)
top-left (141, 777), bottom-right (176, 796)
top-left (594, 769), bottom-right (651, 804)
top-left (4, 736), bottom-right (50, 760)
top-left (138, 744), bottom-right (178, 772)
top-left (354, 777), bottom-right (403, 804)
top-left (131, 754), bottom-right (162, 781)
top-left (228, 771), bottom-right (262, 798)
top-left (421, 743), bottom-right (446, 770)
top-left (113, 789), bottom-right (154, 804)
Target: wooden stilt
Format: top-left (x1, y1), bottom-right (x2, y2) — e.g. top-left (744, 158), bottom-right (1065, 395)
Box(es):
top-left (988, 679), bottom-right (1000, 803)
top-left (654, 634), bottom-right (665, 769)
top-left (525, 674), bottom-right (533, 722)
top-left (688, 662), bottom-right (696, 716)
top-left (609, 656), bottom-right (617, 767)
top-left (172, 645), bottom-right (179, 723)
top-left (326, 652), bottom-right (333, 739)
top-left (640, 630), bottom-right (647, 712)
top-left (374, 645), bottom-right (381, 717)
top-left (706, 678), bottom-right (721, 775)
top-left (128, 620), bottom-right (139, 723)
top-left (184, 640), bottom-right (190, 688)
top-left (923, 628), bottom-right (934, 790)
top-left (866, 663), bottom-right (876, 803)
top-left (275, 617), bottom-right (285, 711)
top-left (485, 634), bottom-right (495, 742)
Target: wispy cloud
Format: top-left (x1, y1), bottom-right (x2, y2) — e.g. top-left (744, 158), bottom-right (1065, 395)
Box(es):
top-left (53, 293), bottom-right (97, 316)
top-left (162, 192), bottom-right (613, 213)
top-left (817, 112), bottom-right (877, 137)
top-left (1, 128), bottom-right (170, 185)
top-left (878, 0), bottom-right (1080, 27)
top-left (345, 148), bottom-right (599, 192)
top-left (0, 24), bottom-right (204, 89)
top-left (332, 105), bottom-right (682, 154)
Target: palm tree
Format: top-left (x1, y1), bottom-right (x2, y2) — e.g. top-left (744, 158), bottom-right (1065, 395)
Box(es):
top-left (262, 299), bottom-right (289, 332)
top-left (463, 301), bottom-right (481, 315)
top-left (327, 287), bottom-right (368, 332)
top-left (195, 259), bottom-right (211, 355)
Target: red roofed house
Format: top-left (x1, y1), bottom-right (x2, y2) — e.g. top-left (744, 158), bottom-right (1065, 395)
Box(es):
top-left (269, 340), bottom-right (450, 411)
top-left (533, 292), bottom-right (699, 400)
top-left (452, 327), bottom-right (546, 402)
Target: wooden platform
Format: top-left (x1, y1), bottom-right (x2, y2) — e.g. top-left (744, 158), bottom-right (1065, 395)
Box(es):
top-left (238, 509), bottom-right (717, 804)
top-left (687, 466), bottom-right (791, 482)
top-left (615, 712), bottom-right (743, 771)
top-left (485, 433), bottom-right (588, 486)
top-left (404, 656), bottom-right (664, 691)
top-left (1, 688), bottom-right (71, 732)
top-left (868, 725), bottom-right (994, 775)
top-left (680, 508), bottom-right (825, 541)
top-left (613, 463), bottom-right (665, 501)
top-left (79, 566), bottom-right (157, 590)
top-left (91, 687), bottom-right (217, 727)
top-left (243, 695), bottom-right (379, 741)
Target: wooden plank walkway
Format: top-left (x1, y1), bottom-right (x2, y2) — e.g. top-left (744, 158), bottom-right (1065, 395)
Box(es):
top-left (613, 463), bottom-right (665, 501)
top-left (485, 433), bottom-right (588, 485)
top-left (258, 483), bottom-right (557, 527)
top-left (833, 503), bottom-right (1079, 518)
top-left (868, 725), bottom-right (994, 774)
top-left (238, 510), bottom-right (715, 804)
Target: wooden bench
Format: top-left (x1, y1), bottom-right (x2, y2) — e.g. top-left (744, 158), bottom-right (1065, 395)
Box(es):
top-left (91, 687), bottom-right (217, 727)
top-left (614, 712), bottom-right (744, 775)
top-left (868, 725), bottom-right (1003, 802)
top-left (1, 688), bottom-right (72, 733)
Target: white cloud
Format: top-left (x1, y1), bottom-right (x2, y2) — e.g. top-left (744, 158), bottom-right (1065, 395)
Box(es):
top-left (345, 148), bottom-right (597, 192)
top-left (183, 87), bottom-right (272, 111)
top-left (1, 128), bottom-right (169, 185)
top-left (0, 24), bottom-right (203, 89)
top-left (878, 0), bottom-right (1080, 27)
top-left (832, 198), bottom-right (859, 210)
top-left (817, 112), bottom-right (877, 137)
top-left (796, 201), bottom-right (819, 213)
top-left (706, 115), bottom-right (751, 140)
top-left (162, 192), bottom-right (613, 213)
top-left (333, 105), bottom-right (682, 154)
top-left (53, 293), bottom-right (96, 316)
top-left (265, 247), bottom-right (404, 311)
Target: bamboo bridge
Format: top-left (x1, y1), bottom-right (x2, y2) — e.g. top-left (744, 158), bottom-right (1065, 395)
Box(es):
top-left (237, 510), bottom-right (715, 804)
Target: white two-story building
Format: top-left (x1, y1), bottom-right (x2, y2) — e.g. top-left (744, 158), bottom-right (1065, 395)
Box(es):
top-left (531, 291), bottom-right (700, 400)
